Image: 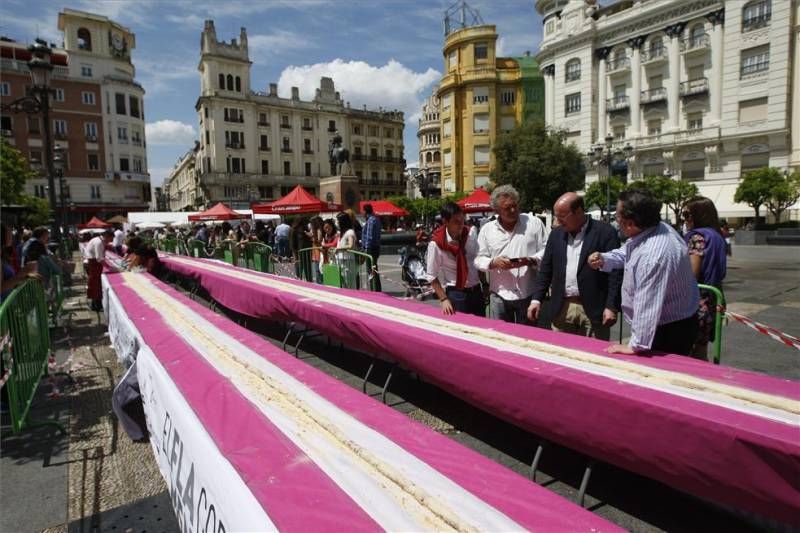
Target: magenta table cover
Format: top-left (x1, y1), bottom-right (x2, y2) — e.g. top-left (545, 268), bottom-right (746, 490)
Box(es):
top-left (103, 270), bottom-right (618, 531)
top-left (158, 254), bottom-right (800, 525)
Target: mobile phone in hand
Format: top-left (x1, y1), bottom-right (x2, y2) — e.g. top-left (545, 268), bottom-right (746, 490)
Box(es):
top-left (509, 257), bottom-right (523, 264)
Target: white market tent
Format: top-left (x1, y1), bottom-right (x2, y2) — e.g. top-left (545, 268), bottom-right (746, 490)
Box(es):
top-left (126, 211), bottom-right (280, 232)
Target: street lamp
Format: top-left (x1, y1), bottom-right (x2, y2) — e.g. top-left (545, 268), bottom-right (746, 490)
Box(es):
top-left (1, 41), bottom-right (61, 241)
top-left (53, 144), bottom-right (66, 225)
top-left (588, 133), bottom-right (633, 221)
top-left (412, 169), bottom-right (439, 227)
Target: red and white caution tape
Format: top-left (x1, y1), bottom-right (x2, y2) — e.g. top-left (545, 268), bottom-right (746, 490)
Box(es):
top-left (0, 357), bottom-right (12, 388)
top-left (725, 311), bottom-right (800, 351)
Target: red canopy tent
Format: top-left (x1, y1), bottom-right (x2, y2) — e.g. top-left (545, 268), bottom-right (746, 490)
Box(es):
top-left (78, 216), bottom-right (111, 229)
top-left (359, 200), bottom-right (409, 217)
top-left (252, 185), bottom-right (341, 215)
top-left (457, 187), bottom-right (492, 213)
top-left (188, 202), bottom-right (247, 222)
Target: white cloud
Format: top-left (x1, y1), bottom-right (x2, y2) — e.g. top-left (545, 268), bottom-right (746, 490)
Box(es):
top-left (137, 57), bottom-right (197, 95)
top-left (277, 59), bottom-right (440, 121)
top-left (249, 30), bottom-right (313, 56)
top-left (145, 120), bottom-right (197, 145)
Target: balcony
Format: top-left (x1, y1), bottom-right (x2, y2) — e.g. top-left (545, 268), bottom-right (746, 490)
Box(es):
top-left (743, 14), bottom-right (770, 32)
top-left (258, 121), bottom-right (270, 127)
top-left (302, 149), bottom-right (314, 154)
top-left (680, 35), bottom-right (710, 54)
top-left (226, 142), bottom-right (245, 149)
top-left (132, 138), bottom-right (142, 146)
top-left (607, 56), bottom-right (630, 74)
top-left (54, 132), bottom-right (69, 140)
top-left (301, 125), bottom-right (313, 131)
top-left (1, 129), bottom-right (13, 137)
top-left (224, 116), bottom-right (244, 123)
top-left (327, 126), bottom-right (337, 133)
top-left (640, 87), bottom-right (667, 104)
top-left (369, 155), bottom-right (381, 162)
top-left (641, 46), bottom-right (667, 65)
top-left (680, 77), bottom-right (708, 97)
top-left (606, 95), bottom-right (630, 112)
top-left (85, 134), bottom-right (98, 142)
top-left (259, 145), bottom-right (270, 151)
top-left (280, 123), bottom-right (292, 129)
top-left (281, 147), bottom-right (292, 153)
top-left (352, 153), bottom-right (364, 161)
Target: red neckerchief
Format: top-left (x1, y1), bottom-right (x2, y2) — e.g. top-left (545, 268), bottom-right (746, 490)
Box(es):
top-left (431, 225), bottom-right (469, 289)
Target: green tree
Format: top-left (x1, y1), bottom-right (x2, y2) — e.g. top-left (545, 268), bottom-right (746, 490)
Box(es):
top-left (491, 121), bottom-right (585, 212)
top-left (19, 195), bottom-right (51, 227)
top-left (584, 176), bottom-right (625, 218)
top-left (734, 167), bottom-right (782, 221)
top-left (1, 137), bottom-right (35, 204)
top-left (627, 175), bottom-right (698, 225)
top-left (764, 171), bottom-right (800, 222)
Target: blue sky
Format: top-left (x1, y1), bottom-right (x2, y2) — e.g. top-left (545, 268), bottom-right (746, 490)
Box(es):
top-left (0, 0), bottom-right (543, 188)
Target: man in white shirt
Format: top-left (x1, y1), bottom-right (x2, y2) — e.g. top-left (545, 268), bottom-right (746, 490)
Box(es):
top-left (474, 185), bottom-right (549, 324)
top-left (425, 202), bottom-right (484, 316)
top-left (86, 229), bottom-right (113, 311)
top-left (112, 226), bottom-right (125, 255)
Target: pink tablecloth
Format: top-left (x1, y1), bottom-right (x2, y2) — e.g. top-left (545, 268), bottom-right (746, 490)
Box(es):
top-left (160, 254), bottom-right (800, 525)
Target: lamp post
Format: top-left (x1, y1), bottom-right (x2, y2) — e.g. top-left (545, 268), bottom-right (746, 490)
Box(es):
top-left (412, 169), bottom-right (439, 228)
top-left (588, 133), bottom-right (633, 221)
top-left (1, 41), bottom-right (61, 241)
top-left (53, 144), bottom-right (66, 225)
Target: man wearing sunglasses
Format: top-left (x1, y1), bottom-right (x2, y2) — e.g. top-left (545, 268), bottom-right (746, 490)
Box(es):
top-left (588, 189), bottom-right (699, 356)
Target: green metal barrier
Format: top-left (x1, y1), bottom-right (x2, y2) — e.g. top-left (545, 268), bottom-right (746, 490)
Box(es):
top-left (243, 242), bottom-right (274, 273)
top-left (158, 237), bottom-right (179, 253)
top-left (50, 273), bottom-right (67, 327)
top-left (186, 238), bottom-right (208, 258)
top-left (335, 249), bottom-right (379, 291)
top-left (213, 239), bottom-right (239, 265)
top-left (698, 283), bottom-right (725, 365)
top-left (296, 247), bottom-right (320, 283)
top-left (0, 280), bottom-right (66, 434)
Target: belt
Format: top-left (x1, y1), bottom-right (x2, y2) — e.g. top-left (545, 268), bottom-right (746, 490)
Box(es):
top-left (447, 284), bottom-right (483, 293)
top-left (564, 295), bottom-right (582, 303)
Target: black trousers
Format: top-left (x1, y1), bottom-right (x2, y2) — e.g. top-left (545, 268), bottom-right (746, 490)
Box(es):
top-left (367, 247), bottom-right (382, 292)
top-left (446, 285), bottom-right (485, 317)
top-left (651, 315), bottom-right (699, 356)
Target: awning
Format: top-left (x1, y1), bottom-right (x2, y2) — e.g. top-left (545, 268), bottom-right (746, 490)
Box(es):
top-left (252, 185), bottom-right (341, 215)
top-left (696, 183), bottom-right (754, 219)
top-left (359, 200), bottom-right (409, 217)
top-left (188, 202), bottom-right (248, 222)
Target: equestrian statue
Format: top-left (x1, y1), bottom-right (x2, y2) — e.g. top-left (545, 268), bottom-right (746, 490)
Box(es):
top-left (328, 132), bottom-right (350, 175)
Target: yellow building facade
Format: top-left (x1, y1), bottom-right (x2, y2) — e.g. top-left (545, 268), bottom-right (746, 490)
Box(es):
top-left (438, 25), bottom-right (524, 193)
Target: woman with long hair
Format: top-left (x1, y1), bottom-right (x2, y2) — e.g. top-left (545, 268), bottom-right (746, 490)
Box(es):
top-left (682, 196), bottom-right (727, 359)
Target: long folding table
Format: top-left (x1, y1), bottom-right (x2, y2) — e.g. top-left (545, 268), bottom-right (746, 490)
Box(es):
top-left (102, 269), bottom-right (618, 531)
top-left (158, 253), bottom-right (800, 525)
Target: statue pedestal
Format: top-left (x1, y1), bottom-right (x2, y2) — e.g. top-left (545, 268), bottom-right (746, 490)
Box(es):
top-left (319, 175), bottom-right (360, 210)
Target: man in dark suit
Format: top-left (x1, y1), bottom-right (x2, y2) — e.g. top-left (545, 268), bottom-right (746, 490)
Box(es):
top-left (527, 192), bottom-right (623, 340)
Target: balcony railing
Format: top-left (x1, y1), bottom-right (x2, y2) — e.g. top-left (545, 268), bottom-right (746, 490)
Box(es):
top-left (302, 125), bottom-right (313, 131)
top-left (680, 77), bottom-right (709, 97)
top-left (85, 134), bottom-right (98, 142)
top-left (327, 126), bottom-right (337, 133)
top-left (353, 153), bottom-right (364, 161)
top-left (226, 142), bottom-right (245, 149)
top-left (302, 149), bottom-right (314, 154)
top-left (640, 87), bottom-right (667, 104)
top-left (54, 132), bottom-right (68, 140)
top-left (258, 121), bottom-right (270, 127)
top-left (641, 46), bottom-right (666, 63)
top-left (281, 147), bottom-right (292, 153)
top-left (259, 145), bottom-right (270, 151)
top-left (743, 13), bottom-right (770, 32)
top-left (224, 116), bottom-right (244, 123)
top-left (280, 123), bottom-right (292, 129)
top-left (132, 138), bottom-right (142, 146)
top-left (369, 155), bottom-right (381, 161)
top-left (607, 56), bottom-right (630, 73)
top-left (741, 62), bottom-right (769, 77)
top-left (606, 95), bottom-right (630, 111)
top-left (680, 34), bottom-right (710, 53)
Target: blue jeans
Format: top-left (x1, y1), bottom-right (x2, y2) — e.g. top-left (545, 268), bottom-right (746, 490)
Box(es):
top-left (489, 293), bottom-right (532, 324)
top-left (276, 237), bottom-right (289, 258)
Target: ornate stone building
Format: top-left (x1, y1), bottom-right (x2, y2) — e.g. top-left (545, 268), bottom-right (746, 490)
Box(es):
top-left (191, 21), bottom-right (406, 208)
top-left (536, 0), bottom-right (796, 220)
top-left (415, 87), bottom-right (442, 197)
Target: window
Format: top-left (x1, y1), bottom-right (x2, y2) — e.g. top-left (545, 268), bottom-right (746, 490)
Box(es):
top-left (305, 162), bottom-right (312, 176)
top-left (260, 134), bottom-right (269, 149)
top-left (205, 130), bottom-right (210, 145)
top-left (500, 88), bottom-right (516, 106)
top-left (283, 161), bottom-right (291, 175)
top-left (642, 163), bottom-right (664, 177)
top-left (689, 65), bottom-right (704, 81)
top-left (473, 86), bottom-right (489, 104)
top-left (235, 76), bottom-right (241, 92)
top-left (385, 149), bottom-right (393, 160)
top-left (739, 97), bottom-right (768, 123)
top-left (227, 157), bottom-right (244, 173)
top-left (282, 137), bottom-right (291, 151)
top-left (443, 120), bottom-right (452, 137)
top-left (90, 185), bottom-right (102, 199)
top-left (689, 24), bottom-right (706, 46)
top-left (30, 150), bottom-right (42, 165)
top-left (448, 50), bottom-right (457, 71)
top-left (565, 92), bottom-right (581, 115)
top-left (81, 65), bottom-right (92, 77)
top-left (34, 185), bottom-right (46, 198)
top-left (219, 74), bottom-right (225, 90)
top-left (133, 157), bottom-right (143, 173)
top-left (646, 37), bottom-right (664, 59)
top-left (741, 151), bottom-right (770, 173)
top-left (131, 128), bottom-right (142, 145)
top-left (441, 92), bottom-right (452, 110)
top-left (443, 151), bottom-right (452, 167)
top-left (565, 59), bottom-right (581, 82)
top-left (682, 159), bottom-right (705, 181)
top-left (473, 113), bottom-right (489, 133)
top-left (54, 88), bottom-right (65, 102)
top-left (613, 126), bottom-right (625, 140)
top-left (258, 186), bottom-right (273, 199)
top-left (649, 75), bottom-right (663, 89)
top-left (0, 82), bottom-right (9, 96)
top-left (226, 74), bottom-right (233, 91)
top-left (384, 128), bottom-right (392, 138)
top-left (129, 96), bottom-right (140, 118)
top-left (328, 120), bottom-right (336, 132)
top-left (28, 117), bottom-right (40, 134)
top-left (118, 126), bottom-right (128, 142)
top-left (77, 28), bottom-right (92, 50)
top-left (53, 120), bottom-right (67, 135)
top-left (1, 116), bottom-right (11, 131)
top-left (84, 122), bottom-right (98, 138)
top-left (368, 125), bottom-right (378, 136)
top-left (500, 116), bottom-right (516, 132)
top-left (741, 45), bottom-right (770, 76)
top-left (120, 157), bottom-right (130, 171)
top-left (743, 1), bottom-right (771, 31)
top-left (259, 112), bottom-right (268, 125)
top-left (303, 117), bottom-right (312, 129)
top-left (474, 43), bottom-right (488, 61)
top-left (647, 119), bottom-right (662, 136)
top-left (304, 138), bottom-right (311, 152)
top-left (261, 160), bottom-right (269, 174)
top-left (225, 130), bottom-right (243, 148)
top-left (474, 146), bottom-right (490, 165)
top-left (687, 112), bottom-right (703, 130)
top-left (115, 93), bottom-right (126, 114)
top-left (353, 124), bottom-right (362, 135)
top-left (88, 153), bottom-right (99, 170)
top-left (81, 91), bottom-right (95, 105)
top-left (281, 185), bottom-right (293, 196)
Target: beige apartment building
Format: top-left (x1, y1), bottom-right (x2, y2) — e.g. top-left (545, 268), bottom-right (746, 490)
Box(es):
top-left (415, 88), bottom-right (442, 197)
top-left (172, 21), bottom-right (405, 210)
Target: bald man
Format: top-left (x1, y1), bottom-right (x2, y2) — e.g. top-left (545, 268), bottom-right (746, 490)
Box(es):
top-left (528, 193), bottom-right (623, 340)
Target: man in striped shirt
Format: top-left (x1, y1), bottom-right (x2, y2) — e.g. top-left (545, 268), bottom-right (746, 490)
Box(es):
top-left (588, 189), bottom-right (699, 356)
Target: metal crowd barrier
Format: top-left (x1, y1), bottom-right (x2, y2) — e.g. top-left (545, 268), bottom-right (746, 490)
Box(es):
top-left (697, 283), bottom-right (725, 365)
top-left (242, 242), bottom-right (274, 273)
top-left (50, 273), bottom-right (67, 327)
top-left (185, 238), bottom-right (209, 258)
top-left (0, 280), bottom-right (66, 434)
